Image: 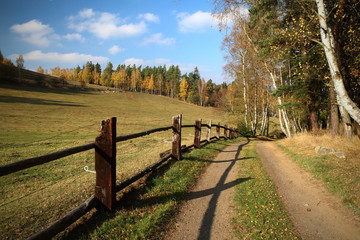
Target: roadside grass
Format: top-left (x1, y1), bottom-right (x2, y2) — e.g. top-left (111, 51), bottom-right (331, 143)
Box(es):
top-left (277, 133), bottom-right (360, 216)
top-left (232, 141), bottom-right (300, 240)
top-left (0, 82), bottom-right (229, 239)
top-left (58, 139), bottom-right (239, 240)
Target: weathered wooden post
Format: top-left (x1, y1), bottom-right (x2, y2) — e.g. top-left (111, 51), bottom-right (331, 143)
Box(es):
top-left (194, 119), bottom-right (202, 148)
top-left (95, 117), bottom-right (116, 212)
top-left (224, 124), bottom-right (228, 139)
top-left (172, 114), bottom-right (182, 160)
top-left (229, 127), bottom-right (233, 139)
top-left (206, 120), bottom-right (212, 142)
top-left (216, 122), bottom-right (220, 140)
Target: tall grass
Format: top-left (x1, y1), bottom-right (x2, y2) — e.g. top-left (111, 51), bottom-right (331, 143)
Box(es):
top-left (0, 82), bottom-right (229, 239)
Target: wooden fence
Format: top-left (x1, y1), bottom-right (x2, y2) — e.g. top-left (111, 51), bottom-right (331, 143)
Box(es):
top-left (0, 114), bottom-right (238, 239)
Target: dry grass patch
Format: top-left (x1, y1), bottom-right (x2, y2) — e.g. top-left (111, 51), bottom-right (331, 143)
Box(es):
top-left (280, 132), bottom-right (360, 159)
top-left (278, 132), bottom-right (360, 216)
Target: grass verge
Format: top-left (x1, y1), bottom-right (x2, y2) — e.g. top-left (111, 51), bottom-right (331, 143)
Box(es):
top-left (277, 133), bottom-right (360, 216)
top-left (232, 141), bottom-right (300, 239)
top-left (59, 139), bottom-right (240, 240)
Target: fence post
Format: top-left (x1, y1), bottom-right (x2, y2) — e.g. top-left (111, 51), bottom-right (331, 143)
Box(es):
top-left (224, 124), bottom-right (228, 139)
top-left (95, 117), bottom-right (116, 212)
top-left (206, 120), bottom-right (212, 142)
top-left (194, 119), bottom-right (202, 148)
top-left (216, 122), bottom-right (220, 140)
top-left (172, 114), bottom-right (182, 160)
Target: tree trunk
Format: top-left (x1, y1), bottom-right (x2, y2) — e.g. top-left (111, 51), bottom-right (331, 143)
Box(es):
top-left (316, 0), bottom-right (360, 125)
top-left (260, 102), bottom-right (268, 136)
top-left (309, 109), bottom-right (319, 133)
top-left (329, 81), bottom-right (339, 136)
top-left (240, 52), bottom-right (249, 129)
top-left (251, 81), bottom-right (258, 136)
top-left (338, 95), bottom-right (353, 139)
top-left (282, 108), bottom-right (292, 138)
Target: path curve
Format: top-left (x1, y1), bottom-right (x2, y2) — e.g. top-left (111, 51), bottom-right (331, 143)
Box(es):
top-left (165, 142), bottom-right (249, 240)
top-left (257, 142), bottom-right (360, 240)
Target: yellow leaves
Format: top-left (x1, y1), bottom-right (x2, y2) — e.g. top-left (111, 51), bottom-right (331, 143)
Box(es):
top-left (178, 77), bottom-right (189, 100)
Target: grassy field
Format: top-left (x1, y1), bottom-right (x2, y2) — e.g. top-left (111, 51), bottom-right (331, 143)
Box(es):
top-left (278, 133), bottom-right (360, 216)
top-left (0, 82), bottom-right (229, 239)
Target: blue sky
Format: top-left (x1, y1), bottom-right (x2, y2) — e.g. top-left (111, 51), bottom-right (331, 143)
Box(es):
top-left (0, 0), bottom-right (239, 84)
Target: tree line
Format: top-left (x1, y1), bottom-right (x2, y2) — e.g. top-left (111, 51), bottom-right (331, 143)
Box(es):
top-left (0, 50), bottom-right (235, 108)
top-left (47, 62), bottom-right (233, 107)
top-left (213, 0), bottom-right (359, 138)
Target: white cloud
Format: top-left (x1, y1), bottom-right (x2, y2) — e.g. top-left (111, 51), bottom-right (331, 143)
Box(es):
top-left (79, 8), bottom-right (95, 18)
top-left (108, 45), bottom-right (124, 55)
top-left (141, 33), bottom-right (175, 46)
top-left (10, 19), bottom-right (55, 47)
top-left (177, 11), bottom-right (217, 33)
top-left (9, 50), bottom-right (108, 65)
top-left (124, 58), bottom-right (171, 67)
top-left (63, 33), bottom-right (85, 42)
top-left (138, 13), bottom-right (159, 23)
top-left (68, 8), bottom-right (147, 39)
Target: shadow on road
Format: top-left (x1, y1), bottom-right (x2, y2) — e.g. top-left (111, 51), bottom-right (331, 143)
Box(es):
top-left (197, 139), bottom-right (251, 240)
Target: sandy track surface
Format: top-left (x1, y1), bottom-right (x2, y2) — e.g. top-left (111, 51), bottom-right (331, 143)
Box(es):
top-left (257, 142), bottom-right (360, 240)
top-left (165, 142), bottom-right (249, 240)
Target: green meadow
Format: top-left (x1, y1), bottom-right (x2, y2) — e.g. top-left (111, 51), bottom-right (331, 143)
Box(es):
top-left (0, 82), bottom-right (229, 239)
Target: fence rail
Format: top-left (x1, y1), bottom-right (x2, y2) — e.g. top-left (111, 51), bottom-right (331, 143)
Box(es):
top-left (0, 115), bottom-right (238, 239)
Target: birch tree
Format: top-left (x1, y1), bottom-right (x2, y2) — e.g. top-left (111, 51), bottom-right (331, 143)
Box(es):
top-left (315, 0), bottom-right (360, 125)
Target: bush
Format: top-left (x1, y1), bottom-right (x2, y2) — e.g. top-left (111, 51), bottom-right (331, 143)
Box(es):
top-left (237, 121), bottom-right (252, 137)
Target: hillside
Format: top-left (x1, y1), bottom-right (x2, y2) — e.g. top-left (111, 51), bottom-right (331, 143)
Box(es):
top-left (0, 82), bottom-right (228, 163)
top-left (0, 81), bottom-right (230, 239)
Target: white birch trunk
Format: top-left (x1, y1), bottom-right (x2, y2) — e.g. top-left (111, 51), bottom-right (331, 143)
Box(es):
top-left (253, 82), bottom-right (258, 135)
top-left (316, 0), bottom-right (360, 124)
top-left (240, 52), bottom-right (248, 128)
top-left (337, 95), bottom-right (353, 139)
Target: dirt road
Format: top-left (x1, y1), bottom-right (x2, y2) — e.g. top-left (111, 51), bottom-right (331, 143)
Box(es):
top-left (165, 142), bottom-right (249, 240)
top-left (165, 141), bottom-right (360, 240)
top-left (257, 142), bottom-right (360, 240)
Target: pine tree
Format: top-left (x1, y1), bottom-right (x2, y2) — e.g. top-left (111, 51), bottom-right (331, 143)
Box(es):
top-left (16, 55), bottom-right (24, 69)
top-left (0, 49), bottom-right (4, 61)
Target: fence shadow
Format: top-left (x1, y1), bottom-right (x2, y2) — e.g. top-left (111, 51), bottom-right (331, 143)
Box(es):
top-left (197, 140), bottom-right (250, 240)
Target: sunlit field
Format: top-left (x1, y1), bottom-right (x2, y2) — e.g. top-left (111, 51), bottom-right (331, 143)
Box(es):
top-left (0, 82), bottom-right (229, 239)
